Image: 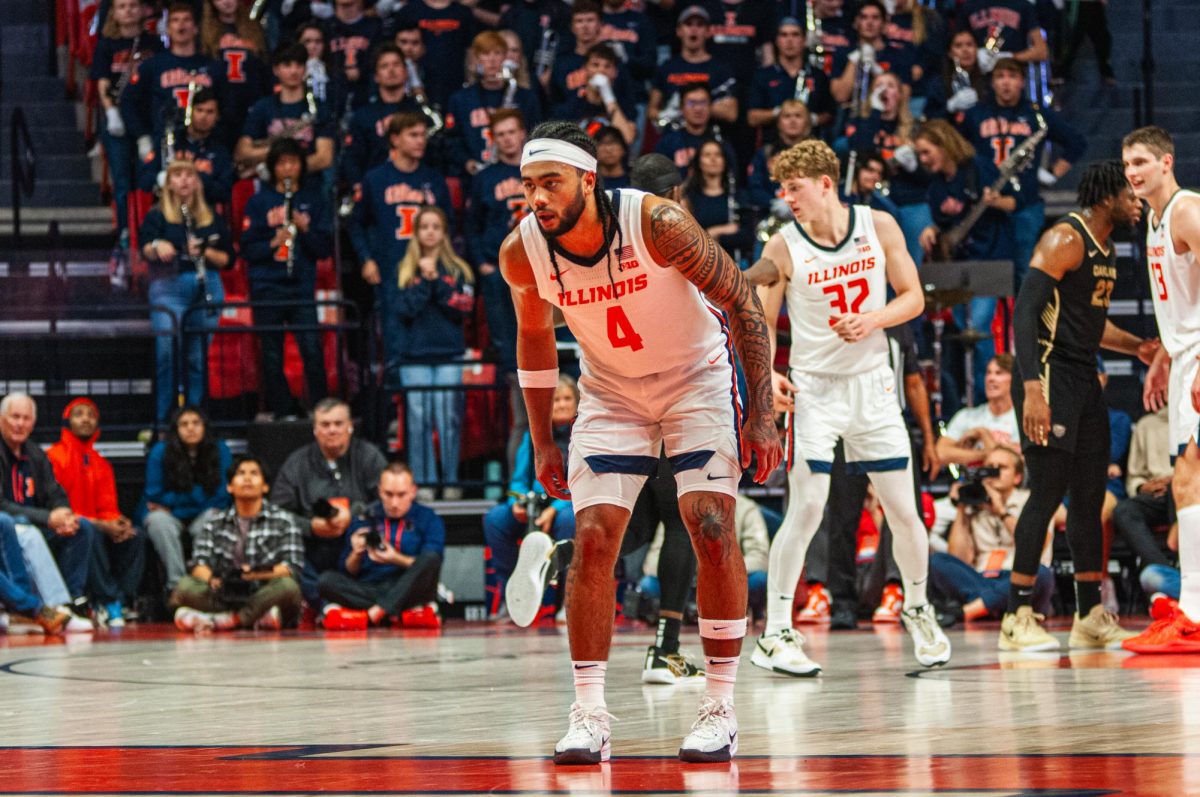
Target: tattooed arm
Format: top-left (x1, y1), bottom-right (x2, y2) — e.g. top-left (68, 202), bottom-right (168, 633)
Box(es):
top-left (642, 196), bottom-right (783, 483)
top-left (499, 229), bottom-right (569, 499)
top-left (754, 233), bottom-right (799, 413)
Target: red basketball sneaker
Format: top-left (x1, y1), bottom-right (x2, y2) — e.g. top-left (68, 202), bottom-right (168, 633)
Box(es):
top-left (400, 603), bottom-right (442, 629)
top-left (1123, 606), bottom-right (1200, 653)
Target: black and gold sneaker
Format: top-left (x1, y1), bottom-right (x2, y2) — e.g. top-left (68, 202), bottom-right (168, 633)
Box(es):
top-left (641, 645), bottom-right (706, 684)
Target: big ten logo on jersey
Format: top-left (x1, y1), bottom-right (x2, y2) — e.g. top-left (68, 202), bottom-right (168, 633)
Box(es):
top-left (1149, 247), bottom-right (1169, 299)
top-left (615, 244), bottom-right (640, 272)
top-left (979, 118), bottom-right (1035, 165)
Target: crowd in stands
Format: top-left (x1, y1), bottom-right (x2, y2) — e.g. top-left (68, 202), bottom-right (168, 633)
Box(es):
top-left (4, 0), bottom-right (1181, 636)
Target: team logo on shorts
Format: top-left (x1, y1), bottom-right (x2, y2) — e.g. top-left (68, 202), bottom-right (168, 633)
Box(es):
top-left (1052, 424), bottom-right (1066, 438)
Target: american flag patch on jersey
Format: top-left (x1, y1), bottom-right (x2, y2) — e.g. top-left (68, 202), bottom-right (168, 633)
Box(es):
top-left (854, 234), bottom-right (871, 253)
top-left (616, 244), bottom-right (637, 261)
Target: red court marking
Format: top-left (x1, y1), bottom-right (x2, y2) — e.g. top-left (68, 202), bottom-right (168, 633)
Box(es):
top-left (0, 747), bottom-right (1188, 794)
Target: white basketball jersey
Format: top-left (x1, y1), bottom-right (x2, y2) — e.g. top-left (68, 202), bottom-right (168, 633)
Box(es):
top-left (1147, 189), bottom-right (1200, 358)
top-left (781, 205), bottom-right (889, 375)
top-left (519, 188), bottom-right (727, 378)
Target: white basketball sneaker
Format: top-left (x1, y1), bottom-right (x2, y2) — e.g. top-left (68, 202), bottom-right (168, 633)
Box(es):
top-left (506, 531), bottom-right (556, 627)
top-left (750, 628), bottom-right (822, 677)
top-left (901, 604), bottom-right (952, 667)
top-left (679, 697), bottom-right (738, 762)
top-left (174, 606), bottom-right (215, 632)
top-left (553, 703), bottom-right (614, 765)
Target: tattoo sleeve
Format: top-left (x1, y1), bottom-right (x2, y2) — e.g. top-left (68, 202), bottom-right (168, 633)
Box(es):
top-left (650, 202), bottom-right (773, 421)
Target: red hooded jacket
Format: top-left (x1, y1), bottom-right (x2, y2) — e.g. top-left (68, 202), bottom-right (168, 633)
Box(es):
top-left (46, 398), bottom-right (122, 522)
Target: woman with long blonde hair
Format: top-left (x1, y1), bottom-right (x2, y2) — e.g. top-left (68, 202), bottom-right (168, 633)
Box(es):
top-left (138, 159), bottom-right (233, 421)
top-left (394, 206), bottom-right (475, 496)
top-left (200, 0), bottom-right (269, 142)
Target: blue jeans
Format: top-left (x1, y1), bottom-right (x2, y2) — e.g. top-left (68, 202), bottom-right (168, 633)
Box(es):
top-left (483, 502), bottom-right (575, 584)
top-left (22, 518), bottom-right (97, 601)
top-left (1009, 201), bottom-right (1045, 294)
top-left (953, 296), bottom-right (997, 404)
top-left (1140, 563), bottom-right (1180, 599)
top-left (929, 551), bottom-right (1055, 616)
top-left (895, 202), bottom-right (934, 269)
top-left (150, 271), bottom-right (224, 421)
top-left (88, 525), bottom-right (147, 605)
top-left (400, 363), bottom-right (464, 485)
top-left (0, 514), bottom-right (42, 614)
top-left (100, 124), bottom-right (134, 235)
top-left (14, 522), bottom-right (71, 606)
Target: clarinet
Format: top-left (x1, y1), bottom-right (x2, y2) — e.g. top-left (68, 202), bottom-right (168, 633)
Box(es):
top-left (304, 76), bottom-right (318, 119)
top-left (282, 178), bottom-right (297, 280)
top-left (500, 60), bottom-right (520, 109)
top-left (110, 31), bottom-right (145, 102)
top-left (182, 71), bottom-right (198, 129)
top-left (179, 203), bottom-right (215, 312)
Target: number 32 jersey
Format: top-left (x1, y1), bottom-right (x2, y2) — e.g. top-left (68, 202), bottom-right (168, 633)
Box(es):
top-left (519, 188), bottom-right (728, 379)
top-left (1147, 189), bottom-right (1200, 358)
top-left (781, 205), bottom-right (888, 375)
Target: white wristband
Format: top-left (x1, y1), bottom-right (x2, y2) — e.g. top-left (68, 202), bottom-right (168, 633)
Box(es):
top-left (517, 368), bottom-right (559, 388)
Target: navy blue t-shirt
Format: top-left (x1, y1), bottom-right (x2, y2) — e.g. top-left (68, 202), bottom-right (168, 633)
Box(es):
top-left (390, 1), bottom-right (476, 111)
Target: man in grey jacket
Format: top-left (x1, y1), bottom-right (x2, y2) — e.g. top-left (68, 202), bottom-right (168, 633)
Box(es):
top-left (271, 398), bottom-right (388, 604)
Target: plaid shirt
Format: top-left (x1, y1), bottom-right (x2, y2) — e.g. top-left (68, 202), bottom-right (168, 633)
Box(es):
top-left (190, 501), bottom-right (305, 579)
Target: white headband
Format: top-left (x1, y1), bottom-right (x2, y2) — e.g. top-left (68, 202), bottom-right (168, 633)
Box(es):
top-left (520, 138), bottom-right (598, 173)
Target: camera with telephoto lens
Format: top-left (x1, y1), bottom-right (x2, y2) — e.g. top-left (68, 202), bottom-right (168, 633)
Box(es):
top-left (952, 465), bottom-right (1001, 509)
top-left (312, 498), bottom-right (339, 520)
top-left (364, 529), bottom-right (386, 550)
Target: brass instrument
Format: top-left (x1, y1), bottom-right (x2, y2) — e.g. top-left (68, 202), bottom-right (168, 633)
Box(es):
top-left (179, 202), bottom-right (215, 312)
top-left (282, 177), bottom-right (297, 280)
top-left (793, 66), bottom-right (811, 107)
top-left (110, 32), bottom-right (147, 102)
top-left (304, 75), bottom-right (318, 118)
top-left (533, 22), bottom-right (558, 81)
top-left (405, 57), bottom-right (444, 136)
top-left (983, 24), bottom-right (1005, 54)
top-left (249, 0), bottom-right (268, 21)
top-left (500, 59), bottom-right (520, 109)
top-left (655, 92), bottom-right (681, 131)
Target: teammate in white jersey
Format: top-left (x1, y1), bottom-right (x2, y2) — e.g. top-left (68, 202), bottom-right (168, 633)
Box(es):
top-left (749, 140), bottom-right (951, 673)
top-left (500, 122), bottom-right (781, 763)
top-left (1121, 126), bottom-right (1200, 651)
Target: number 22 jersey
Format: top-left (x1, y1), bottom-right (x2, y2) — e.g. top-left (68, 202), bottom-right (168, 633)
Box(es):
top-left (781, 205), bottom-right (889, 375)
top-left (519, 188), bottom-right (728, 379)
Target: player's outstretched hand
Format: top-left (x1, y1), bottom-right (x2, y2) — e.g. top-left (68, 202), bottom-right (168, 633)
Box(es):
top-left (742, 417), bottom-right (782, 484)
top-left (1143, 353), bottom-right (1170, 412)
top-left (535, 445), bottom-right (571, 500)
top-left (771, 370), bottom-right (798, 412)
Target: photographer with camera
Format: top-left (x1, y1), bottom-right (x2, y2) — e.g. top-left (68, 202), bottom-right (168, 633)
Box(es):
top-left (929, 445), bottom-right (1055, 622)
top-left (317, 462), bottom-right (445, 630)
top-left (171, 455), bottom-right (304, 632)
top-left (483, 375), bottom-right (578, 622)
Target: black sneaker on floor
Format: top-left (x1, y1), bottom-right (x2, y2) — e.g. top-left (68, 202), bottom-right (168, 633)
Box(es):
top-left (830, 605), bottom-right (858, 630)
top-left (641, 645), bottom-right (705, 684)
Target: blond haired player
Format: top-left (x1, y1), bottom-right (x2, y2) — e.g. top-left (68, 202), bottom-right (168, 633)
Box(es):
top-left (1121, 126), bottom-right (1200, 652)
top-left (751, 140), bottom-right (951, 674)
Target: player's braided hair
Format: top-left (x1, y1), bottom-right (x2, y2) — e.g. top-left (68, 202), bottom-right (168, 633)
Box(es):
top-left (1077, 159), bottom-right (1130, 209)
top-left (528, 121), bottom-right (622, 302)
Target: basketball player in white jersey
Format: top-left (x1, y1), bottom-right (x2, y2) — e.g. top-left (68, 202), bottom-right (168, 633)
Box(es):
top-left (500, 121), bottom-right (781, 763)
top-left (749, 140), bottom-right (952, 674)
top-left (1121, 126), bottom-right (1200, 651)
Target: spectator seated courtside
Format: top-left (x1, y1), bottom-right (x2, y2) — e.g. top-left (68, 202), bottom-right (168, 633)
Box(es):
top-left (318, 462), bottom-right (445, 629)
top-left (171, 455), bottom-right (304, 632)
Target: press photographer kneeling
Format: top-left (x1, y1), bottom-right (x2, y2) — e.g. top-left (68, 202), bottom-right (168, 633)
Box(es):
top-left (929, 445), bottom-right (1057, 621)
top-left (171, 455), bottom-right (305, 632)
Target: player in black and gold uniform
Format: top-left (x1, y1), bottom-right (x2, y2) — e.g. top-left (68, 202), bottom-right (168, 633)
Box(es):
top-left (1002, 161), bottom-right (1160, 651)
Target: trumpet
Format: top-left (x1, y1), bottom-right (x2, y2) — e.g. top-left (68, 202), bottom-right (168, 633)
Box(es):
top-left (655, 92), bottom-right (681, 131)
top-left (805, 2), bottom-right (826, 72)
top-left (249, 0), bottom-right (268, 21)
top-left (534, 23), bottom-right (557, 81)
top-left (405, 57), bottom-right (444, 136)
top-left (282, 177), bottom-right (297, 280)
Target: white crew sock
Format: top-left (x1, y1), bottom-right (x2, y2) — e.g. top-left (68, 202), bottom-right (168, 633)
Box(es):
top-left (1177, 506), bottom-right (1200, 620)
top-left (572, 660), bottom-right (607, 708)
top-left (704, 656), bottom-right (739, 702)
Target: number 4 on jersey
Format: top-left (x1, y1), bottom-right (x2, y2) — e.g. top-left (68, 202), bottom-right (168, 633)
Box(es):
top-left (606, 305), bottom-right (644, 351)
